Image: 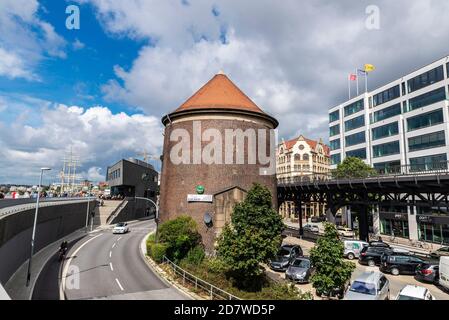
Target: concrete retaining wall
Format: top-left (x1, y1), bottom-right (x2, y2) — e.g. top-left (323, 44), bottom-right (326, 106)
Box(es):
top-left (0, 200), bottom-right (96, 284)
top-left (111, 198), bottom-right (155, 224)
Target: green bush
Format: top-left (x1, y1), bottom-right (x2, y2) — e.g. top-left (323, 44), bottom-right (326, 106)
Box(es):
top-left (146, 233), bottom-right (156, 255)
top-left (184, 246), bottom-right (205, 266)
top-left (149, 242), bottom-right (169, 263)
top-left (206, 258), bottom-right (228, 274)
top-left (158, 216), bottom-right (202, 262)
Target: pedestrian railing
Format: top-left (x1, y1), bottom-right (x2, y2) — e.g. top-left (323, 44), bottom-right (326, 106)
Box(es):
top-left (162, 256), bottom-right (241, 300)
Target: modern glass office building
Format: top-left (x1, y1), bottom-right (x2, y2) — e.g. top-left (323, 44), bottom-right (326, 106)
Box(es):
top-left (329, 56), bottom-right (449, 245)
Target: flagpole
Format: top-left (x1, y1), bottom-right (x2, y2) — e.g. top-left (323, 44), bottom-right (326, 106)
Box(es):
top-left (348, 75), bottom-right (351, 100)
top-left (365, 72), bottom-right (368, 92)
top-left (355, 69), bottom-right (359, 96)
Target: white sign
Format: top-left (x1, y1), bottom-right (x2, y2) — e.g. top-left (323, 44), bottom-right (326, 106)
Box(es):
top-left (187, 194), bottom-right (213, 203)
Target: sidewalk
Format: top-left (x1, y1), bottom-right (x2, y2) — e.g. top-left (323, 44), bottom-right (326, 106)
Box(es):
top-left (4, 228), bottom-right (89, 300)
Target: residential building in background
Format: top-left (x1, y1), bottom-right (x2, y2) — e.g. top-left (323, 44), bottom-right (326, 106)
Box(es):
top-left (329, 55), bottom-right (449, 245)
top-left (277, 135), bottom-right (330, 221)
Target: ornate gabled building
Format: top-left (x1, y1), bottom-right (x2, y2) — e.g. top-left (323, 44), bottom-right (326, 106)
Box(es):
top-left (276, 135), bottom-right (330, 220)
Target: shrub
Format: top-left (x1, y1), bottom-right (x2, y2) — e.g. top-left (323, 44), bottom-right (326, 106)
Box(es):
top-left (184, 246), bottom-right (205, 266)
top-left (158, 215), bottom-right (202, 262)
top-left (149, 242), bottom-right (169, 263)
top-left (146, 233), bottom-right (156, 255)
top-left (206, 258), bottom-right (228, 274)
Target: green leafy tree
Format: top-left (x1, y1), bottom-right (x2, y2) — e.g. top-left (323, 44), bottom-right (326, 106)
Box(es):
top-left (310, 223), bottom-right (355, 298)
top-left (333, 157), bottom-right (376, 179)
top-left (216, 183), bottom-right (284, 290)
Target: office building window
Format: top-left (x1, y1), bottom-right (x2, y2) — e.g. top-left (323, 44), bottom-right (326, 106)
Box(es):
top-left (372, 103), bottom-right (401, 123)
top-left (408, 131), bottom-right (446, 152)
top-left (345, 131), bottom-right (366, 147)
top-left (330, 124), bottom-right (340, 137)
top-left (407, 109), bottom-right (444, 132)
top-left (330, 139), bottom-right (341, 151)
top-left (373, 85), bottom-right (400, 107)
top-left (329, 110), bottom-right (339, 123)
top-left (401, 82), bottom-right (406, 96)
top-left (344, 99), bottom-right (364, 117)
top-left (372, 122), bottom-right (399, 140)
top-left (372, 141), bottom-right (400, 158)
top-left (407, 87), bottom-right (446, 112)
top-left (407, 65), bottom-right (444, 93)
top-left (374, 161), bottom-right (401, 174)
top-left (410, 154), bottom-right (447, 171)
top-left (346, 148), bottom-right (367, 160)
top-left (419, 222), bottom-right (449, 245)
top-left (344, 115), bottom-right (365, 132)
top-left (331, 154), bottom-right (341, 165)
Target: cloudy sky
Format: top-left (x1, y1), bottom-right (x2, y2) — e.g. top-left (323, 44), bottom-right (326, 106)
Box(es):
top-left (1, 0), bottom-right (449, 184)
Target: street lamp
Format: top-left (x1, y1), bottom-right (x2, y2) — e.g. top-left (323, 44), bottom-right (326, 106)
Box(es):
top-left (135, 196), bottom-right (159, 242)
top-left (26, 167), bottom-right (51, 287)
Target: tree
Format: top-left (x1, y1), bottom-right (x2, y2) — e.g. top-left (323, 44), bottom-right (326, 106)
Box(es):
top-left (216, 183), bottom-right (284, 290)
top-left (333, 157), bottom-right (376, 179)
top-left (310, 223), bottom-right (355, 298)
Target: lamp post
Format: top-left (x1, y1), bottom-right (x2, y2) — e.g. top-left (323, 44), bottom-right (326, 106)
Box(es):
top-left (135, 196), bottom-right (159, 242)
top-left (85, 184), bottom-right (93, 232)
top-left (26, 167), bottom-right (51, 287)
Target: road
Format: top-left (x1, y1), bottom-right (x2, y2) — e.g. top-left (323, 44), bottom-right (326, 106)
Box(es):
top-left (34, 219), bottom-right (189, 300)
top-left (269, 236), bottom-right (449, 300)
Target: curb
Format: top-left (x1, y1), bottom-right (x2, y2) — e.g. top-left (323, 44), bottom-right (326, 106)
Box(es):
top-left (139, 231), bottom-right (203, 300)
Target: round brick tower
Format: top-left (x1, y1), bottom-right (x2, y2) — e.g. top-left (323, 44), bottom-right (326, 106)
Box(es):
top-left (159, 72), bottom-right (279, 251)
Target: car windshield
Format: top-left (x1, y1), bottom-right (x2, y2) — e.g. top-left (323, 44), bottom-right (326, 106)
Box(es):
top-left (116, 223), bottom-right (125, 227)
top-left (277, 249), bottom-right (290, 257)
top-left (349, 281), bottom-right (376, 295)
top-left (397, 295), bottom-right (422, 301)
top-left (292, 259), bottom-right (310, 268)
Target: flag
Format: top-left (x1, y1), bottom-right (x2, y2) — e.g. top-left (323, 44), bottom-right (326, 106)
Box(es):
top-left (357, 69), bottom-right (367, 76)
top-left (364, 64), bottom-right (375, 72)
top-left (349, 74), bottom-right (357, 81)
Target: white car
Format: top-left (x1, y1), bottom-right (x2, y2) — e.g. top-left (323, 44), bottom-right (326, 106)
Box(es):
top-left (303, 224), bottom-right (320, 233)
top-left (113, 222), bottom-right (129, 234)
top-left (337, 226), bottom-right (355, 238)
top-left (395, 285), bottom-right (436, 300)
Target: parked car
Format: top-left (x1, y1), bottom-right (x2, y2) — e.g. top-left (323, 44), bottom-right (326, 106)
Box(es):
top-left (415, 263), bottom-right (439, 283)
top-left (368, 241), bottom-right (390, 248)
top-left (380, 252), bottom-right (425, 276)
top-left (303, 224), bottom-right (319, 233)
top-left (337, 226), bottom-right (355, 238)
top-left (343, 240), bottom-right (369, 260)
top-left (311, 215), bottom-right (326, 223)
top-left (439, 256), bottom-right (449, 291)
top-left (269, 245), bottom-right (303, 271)
top-left (285, 257), bottom-right (314, 284)
top-left (430, 246), bottom-right (449, 259)
top-left (113, 222), bottom-right (129, 234)
top-left (395, 285), bottom-right (436, 300)
top-left (359, 246), bottom-right (392, 267)
top-left (344, 271), bottom-right (390, 300)
top-left (316, 281), bottom-right (349, 300)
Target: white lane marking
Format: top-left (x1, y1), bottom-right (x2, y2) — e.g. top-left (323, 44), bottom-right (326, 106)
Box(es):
top-left (115, 278), bottom-right (124, 291)
top-left (117, 237), bottom-right (122, 241)
top-left (109, 251), bottom-right (112, 258)
top-left (60, 233), bottom-right (103, 300)
top-left (112, 243), bottom-right (116, 249)
top-left (109, 262), bottom-right (114, 271)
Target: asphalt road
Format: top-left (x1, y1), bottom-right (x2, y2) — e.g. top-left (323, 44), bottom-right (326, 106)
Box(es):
top-left (35, 219), bottom-right (188, 300)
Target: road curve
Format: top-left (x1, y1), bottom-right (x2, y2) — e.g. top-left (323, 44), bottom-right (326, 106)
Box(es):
top-left (59, 219), bottom-right (188, 300)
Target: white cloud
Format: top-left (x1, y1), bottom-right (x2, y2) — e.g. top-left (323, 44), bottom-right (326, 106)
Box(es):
top-left (0, 94), bottom-right (163, 184)
top-left (72, 38), bottom-right (86, 51)
top-left (0, 0), bottom-right (66, 80)
top-left (86, 167), bottom-right (104, 182)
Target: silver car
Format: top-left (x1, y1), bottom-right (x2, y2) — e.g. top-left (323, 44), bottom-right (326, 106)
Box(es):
top-left (285, 258), bottom-right (314, 283)
top-left (344, 271), bottom-right (390, 300)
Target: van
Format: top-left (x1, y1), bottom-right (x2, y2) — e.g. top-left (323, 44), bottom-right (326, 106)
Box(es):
top-left (439, 256), bottom-right (449, 291)
top-left (343, 240), bottom-right (369, 260)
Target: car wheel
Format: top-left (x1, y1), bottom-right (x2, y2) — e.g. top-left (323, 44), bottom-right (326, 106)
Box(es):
top-left (391, 268), bottom-right (400, 276)
top-left (368, 260), bottom-right (375, 267)
top-left (347, 253), bottom-right (355, 260)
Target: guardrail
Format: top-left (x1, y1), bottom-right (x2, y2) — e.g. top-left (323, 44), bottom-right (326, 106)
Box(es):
top-left (162, 256), bottom-right (240, 300)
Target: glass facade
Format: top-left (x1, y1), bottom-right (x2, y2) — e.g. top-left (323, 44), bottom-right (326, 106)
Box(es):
top-left (345, 131), bottom-right (365, 147)
top-left (344, 115), bottom-right (365, 132)
top-left (407, 65), bottom-right (444, 93)
top-left (374, 161), bottom-right (401, 174)
top-left (407, 87), bottom-right (446, 112)
top-left (408, 131), bottom-right (446, 152)
top-left (344, 99), bottom-right (364, 117)
top-left (419, 222), bottom-right (449, 245)
top-left (371, 103), bottom-right (401, 123)
top-left (372, 122), bottom-right (399, 140)
top-left (372, 141), bottom-right (400, 158)
top-left (381, 219), bottom-right (409, 238)
top-left (331, 153), bottom-right (341, 165)
top-left (330, 139), bottom-right (341, 151)
top-left (407, 109), bottom-right (444, 132)
top-left (330, 124), bottom-right (340, 137)
top-left (346, 148), bottom-right (367, 159)
top-left (329, 110), bottom-right (339, 123)
top-left (373, 85), bottom-right (400, 107)
top-left (410, 154), bottom-right (448, 171)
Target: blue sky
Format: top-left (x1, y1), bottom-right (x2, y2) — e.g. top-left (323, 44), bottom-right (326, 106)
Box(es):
top-left (2, 0), bottom-right (449, 185)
